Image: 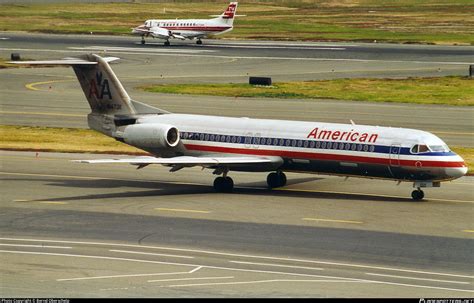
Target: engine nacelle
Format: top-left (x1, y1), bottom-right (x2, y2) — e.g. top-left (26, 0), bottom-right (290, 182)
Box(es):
top-left (123, 123), bottom-right (180, 149)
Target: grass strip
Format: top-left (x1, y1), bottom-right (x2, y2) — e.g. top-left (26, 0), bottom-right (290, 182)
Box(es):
top-left (1, 125), bottom-right (472, 174)
top-left (0, 125), bottom-right (145, 155)
top-left (0, 1), bottom-right (473, 45)
top-left (141, 76), bottom-right (474, 106)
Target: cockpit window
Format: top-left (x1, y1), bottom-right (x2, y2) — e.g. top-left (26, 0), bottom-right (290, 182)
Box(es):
top-left (411, 144), bottom-right (450, 154)
top-left (429, 145), bottom-right (450, 152)
top-left (411, 144), bottom-right (430, 154)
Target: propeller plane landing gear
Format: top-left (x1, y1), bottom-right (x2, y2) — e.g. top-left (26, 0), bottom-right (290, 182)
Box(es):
top-left (267, 171), bottom-right (287, 189)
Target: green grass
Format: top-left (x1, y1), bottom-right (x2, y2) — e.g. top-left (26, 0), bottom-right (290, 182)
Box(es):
top-left (0, 59), bottom-right (20, 69)
top-left (141, 76), bottom-right (474, 106)
top-left (0, 0), bottom-right (473, 44)
top-left (1, 124), bottom-right (472, 174)
top-left (0, 125), bottom-right (144, 155)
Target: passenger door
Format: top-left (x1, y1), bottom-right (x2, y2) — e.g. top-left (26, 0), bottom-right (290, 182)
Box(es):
top-left (389, 144), bottom-right (401, 166)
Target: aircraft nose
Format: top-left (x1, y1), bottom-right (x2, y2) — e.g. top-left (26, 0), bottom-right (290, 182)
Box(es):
top-left (445, 166), bottom-right (468, 179)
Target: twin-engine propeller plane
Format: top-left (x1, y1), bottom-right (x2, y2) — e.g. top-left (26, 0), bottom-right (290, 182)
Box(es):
top-left (12, 54), bottom-right (467, 200)
top-left (132, 2), bottom-right (240, 46)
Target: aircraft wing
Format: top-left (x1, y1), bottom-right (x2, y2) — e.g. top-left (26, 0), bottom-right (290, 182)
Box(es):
top-left (132, 26), bottom-right (186, 40)
top-left (73, 155), bottom-right (276, 167)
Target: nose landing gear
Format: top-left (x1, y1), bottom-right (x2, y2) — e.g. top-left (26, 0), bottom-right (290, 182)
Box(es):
top-left (411, 188), bottom-right (425, 201)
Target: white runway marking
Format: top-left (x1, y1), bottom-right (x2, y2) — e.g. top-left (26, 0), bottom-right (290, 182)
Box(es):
top-left (109, 249), bottom-right (195, 259)
top-left (229, 260), bottom-right (324, 271)
top-left (166, 279), bottom-right (370, 288)
top-left (1, 47), bottom-right (472, 65)
top-left (0, 243), bottom-right (72, 249)
top-left (58, 266), bottom-right (202, 281)
top-left (365, 273), bottom-right (470, 285)
top-left (70, 46), bottom-right (216, 54)
top-left (1, 247), bottom-right (472, 293)
top-left (201, 44), bottom-right (346, 51)
top-left (1, 236), bottom-right (472, 279)
top-left (148, 276), bottom-right (234, 283)
top-left (58, 271), bottom-right (193, 282)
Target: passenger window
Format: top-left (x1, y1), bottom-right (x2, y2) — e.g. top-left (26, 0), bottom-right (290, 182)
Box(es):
top-left (199, 134), bottom-right (204, 140)
top-left (327, 142), bottom-right (332, 149)
top-left (369, 145), bottom-right (375, 152)
top-left (339, 143), bottom-right (344, 150)
top-left (285, 140), bottom-right (291, 146)
top-left (310, 141), bottom-right (315, 148)
top-left (303, 140), bottom-right (309, 148)
top-left (297, 140), bottom-right (303, 147)
top-left (321, 142), bottom-right (327, 149)
top-left (363, 145), bottom-right (369, 152)
top-left (351, 144), bottom-right (356, 151)
top-left (210, 134), bottom-right (215, 141)
top-left (291, 140), bottom-right (296, 147)
top-left (205, 134), bottom-right (209, 141)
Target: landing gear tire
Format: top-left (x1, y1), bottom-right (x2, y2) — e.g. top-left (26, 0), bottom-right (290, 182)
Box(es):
top-left (213, 176), bottom-right (234, 193)
top-left (196, 39), bottom-right (202, 45)
top-left (267, 172), bottom-right (287, 189)
top-left (411, 189), bottom-right (424, 201)
top-left (141, 38), bottom-right (145, 45)
top-left (164, 40), bottom-right (170, 46)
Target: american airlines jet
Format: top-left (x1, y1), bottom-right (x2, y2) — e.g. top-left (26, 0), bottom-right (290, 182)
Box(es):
top-left (132, 2), bottom-right (239, 46)
top-left (13, 54), bottom-right (467, 200)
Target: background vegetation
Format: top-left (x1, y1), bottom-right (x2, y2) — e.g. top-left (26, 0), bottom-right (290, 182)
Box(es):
top-left (1, 0), bottom-right (473, 44)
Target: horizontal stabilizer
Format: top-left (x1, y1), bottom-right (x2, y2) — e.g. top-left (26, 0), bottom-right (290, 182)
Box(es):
top-left (9, 57), bottom-right (120, 65)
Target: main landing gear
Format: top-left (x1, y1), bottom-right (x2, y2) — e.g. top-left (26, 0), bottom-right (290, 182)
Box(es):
top-left (196, 39), bottom-right (203, 45)
top-left (212, 171), bottom-right (288, 193)
top-left (213, 176), bottom-right (234, 192)
top-left (164, 40), bottom-right (171, 46)
top-left (141, 36), bottom-right (146, 45)
top-left (267, 171), bottom-right (287, 189)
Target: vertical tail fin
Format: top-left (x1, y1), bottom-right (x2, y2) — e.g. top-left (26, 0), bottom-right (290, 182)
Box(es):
top-left (12, 54), bottom-right (137, 116)
top-left (71, 54), bottom-right (136, 116)
top-left (9, 54), bottom-right (168, 136)
top-left (216, 2), bottom-right (238, 26)
top-left (220, 2), bottom-right (238, 19)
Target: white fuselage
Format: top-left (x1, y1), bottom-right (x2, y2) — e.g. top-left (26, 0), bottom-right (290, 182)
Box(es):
top-left (133, 113), bottom-right (467, 182)
top-left (134, 18), bottom-right (233, 39)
